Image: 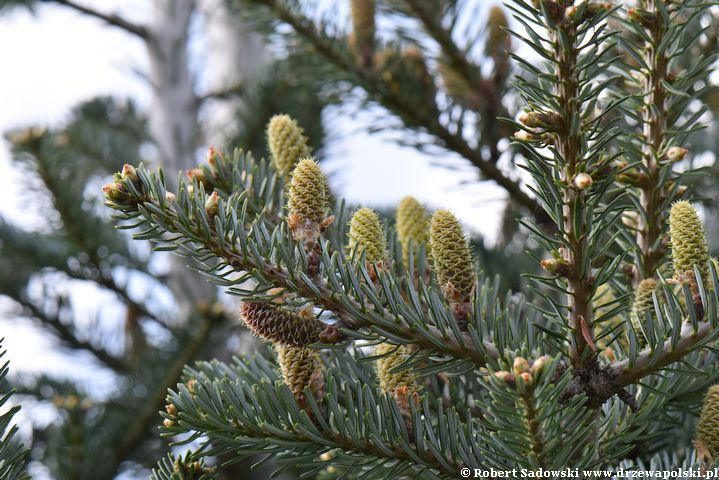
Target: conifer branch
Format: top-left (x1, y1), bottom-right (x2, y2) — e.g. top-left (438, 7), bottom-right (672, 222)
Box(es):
top-left (52, 0), bottom-right (148, 39)
top-left (252, 0), bottom-right (543, 217)
top-left (104, 162), bottom-right (501, 367)
top-left (162, 357), bottom-right (477, 478)
top-left (551, 14), bottom-right (593, 369)
top-left (623, 0), bottom-right (690, 285)
top-left (611, 318), bottom-right (718, 386)
top-left (17, 298), bottom-right (129, 373)
top-left (521, 391), bottom-right (548, 468)
top-left (110, 314), bottom-right (214, 471)
top-left (191, 222), bottom-right (498, 366)
top-left (401, 0), bottom-right (510, 164)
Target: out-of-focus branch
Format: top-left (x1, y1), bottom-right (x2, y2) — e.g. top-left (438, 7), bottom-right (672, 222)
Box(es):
top-left (196, 81), bottom-right (245, 105)
top-left (52, 0), bottom-right (148, 39)
top-left (16, 298), bottom-right (129, 373)
top-left (110, 314), bottom-right (215, 471)
top-left (253, 0), bottom-right (543, 217)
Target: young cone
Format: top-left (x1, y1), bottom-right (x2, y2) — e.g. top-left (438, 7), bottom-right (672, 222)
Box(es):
top-left (630, 278), bottom-right (658, 344)
top-left (348, 207), bottom-right (386, 266)
top-left (375, 343), bottom-right (419, 395)
top-left (267, 114), bottom-right (312, 177)
top-left (430, 210), bottom-right (475, 330)
top-left (240, 302), bottom-right (325, 347)
top-left (288, 158), bottom-right (330, 225)
top-left (276, 344), bottom-right (324, 405)
top-left (287, 158), bottom-right (333, 276)
top-left (669, 201), bottom-right (709, 287)
top-left (696, 385), bottom-right (719, 461)
top-left (396, 196), bottom-right (429, 269)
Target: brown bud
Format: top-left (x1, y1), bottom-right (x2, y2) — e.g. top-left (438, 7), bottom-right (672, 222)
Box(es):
top-left (121, 163), bottom-right (138, 182)
top-left (206, 146), bottom-right (220, 169)
top-left (628, 8), bottom-right (660, 29)
top-left (530, 355), bottom-right (552, 376)
top-left (494, 370), bottom-right (515, 384)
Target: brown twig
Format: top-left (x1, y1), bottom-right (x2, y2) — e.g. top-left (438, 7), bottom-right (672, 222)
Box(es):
top-left (52, 0), bottom-right (149, 39)
top-left (255, 0), bottom-right (543, 218)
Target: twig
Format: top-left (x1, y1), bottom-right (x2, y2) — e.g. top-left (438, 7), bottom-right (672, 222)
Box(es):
top-left (610, 319), bottom-right (716, 386)
top-left (633, 1), bottom-right (670, 285)
top-left (196, 81), bottom-right (245, 105)
top-left (255, 0), bottom-right (543, 218)
top-left (110, 314), bottom-right (214, 470)
top-left (52, 0), bottom-right (148, 39)
top-left (17, 298), bottom-right (129, 373)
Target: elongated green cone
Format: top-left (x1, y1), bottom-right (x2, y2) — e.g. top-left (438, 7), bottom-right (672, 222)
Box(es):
top-left (288, 158), bottom-right (330, 225)
top-left (348, 207), bottom-right (386, 264)
top-left (240, 302), bottom-right (324, 347)
top-left (375, 343), bottom-right (419, 395)
top-left (697, 385), bottom-right (719, 460)
top-left (430, 210), bottom-right (475, 301)
top-left (396, 196), bottom-right (429, 268)
top-left (670, 201), bottom-right (709, 284)
top-left (276, 345), bottom-right (324, 404)
top-left (630, 278), bottom-right (658, 344)
top-left (593, 283), bottom-right (627, 355)
top-left (267, 114), bottom-right (312, 177)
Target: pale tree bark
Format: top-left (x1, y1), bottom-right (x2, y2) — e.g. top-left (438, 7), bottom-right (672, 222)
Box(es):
top-left (146, 0), bottom-right (199, 174)
top-left (199, 0), bottom-right (271, 146)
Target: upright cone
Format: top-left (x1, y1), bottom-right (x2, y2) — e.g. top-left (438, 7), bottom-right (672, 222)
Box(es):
top-left (396, 196), bottom-right (429, 268)
top-left (697, 385), bottom-right (719, 460)
top-left (670, 201), bottom-right (709, 284)
top-left (630, 278), bottom-right (658, 344)
top-left (430, 210), bottom-right (475, 330)
top-left (267, 114), bottom-right (312, 177)
top-left (348, 207), bottom-right (386, 265)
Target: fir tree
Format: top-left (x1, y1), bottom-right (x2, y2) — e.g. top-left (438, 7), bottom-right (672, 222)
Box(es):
top-left (100, 2), bottom-right (719, 477)
top-left (4, 0), bottom-right (719, 478)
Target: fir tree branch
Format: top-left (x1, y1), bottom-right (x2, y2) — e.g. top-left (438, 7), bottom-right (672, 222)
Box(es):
top-left (551, 8), bottom-right (593, 369)
top-left (196, 81), bottom-right (246, 105)
top-left (105, 162), bottom-right (502, 367)
top-left (164, 357), bottom-right (476, 478)
top-left (400, 0), bottom-right (509, 164)
top-left (520, 391), bottom-right (548, 468)
top-left (632, 1), bottom-right (671, 284)
top-left (192, 228), bottom-right (498, 367)
top-left (610, 318), bottom-right (717, 386)
top-left (252, 0), bottom-right (543, 218)
top-left (109, 314), bottom-right (214, 472)
top-left (51, 0), bottom-right (148, 39)
top-left (16, 298), bottom-right (129, 373)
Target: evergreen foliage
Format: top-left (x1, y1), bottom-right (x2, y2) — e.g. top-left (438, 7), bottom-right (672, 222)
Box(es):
top-left (4, 0), bottom-right (719, 478)
top-left (96, 0), bottom-right (719, 476)
top-left (0, 341), bottom-right (30, 480)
